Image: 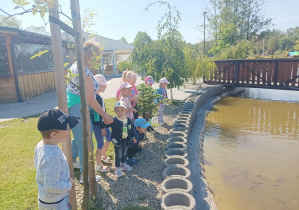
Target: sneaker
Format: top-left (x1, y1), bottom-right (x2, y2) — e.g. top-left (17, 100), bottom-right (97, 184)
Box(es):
top-left (95, 164), bottom-right (110, 173)
top-left (127, 158), bottom-right (139, 166)
top-left (73, 161), bottom-right (81, 169)
top-left (121, 163), bottom-right (132, 171)
top-left (115, 167), bottom-right (123, 177)
top-left (79, 174), bottom-right (102, 184)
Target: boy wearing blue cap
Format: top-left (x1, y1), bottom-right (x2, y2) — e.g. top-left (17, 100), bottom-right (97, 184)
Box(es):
top-left (127, 118), bottom-right (150, 165)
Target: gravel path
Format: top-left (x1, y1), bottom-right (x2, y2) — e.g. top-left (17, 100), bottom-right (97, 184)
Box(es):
top-left (74, 82), bottom-right (212, 210)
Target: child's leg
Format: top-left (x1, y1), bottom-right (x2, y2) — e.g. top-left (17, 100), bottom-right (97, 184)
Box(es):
top-left (127, 145), bottom-right (139, 160)
top-left (102, 128), bottom-right (112, 157)
top-left (158, 103), bottom-right (165, 124)
top-left (161, 102), bottom-right (165, 123)
top-left (93, 123), bottom-right (104, 165)
top-left (114, 146), bottom-right (122, 168)
top-left (121, 145), bottom-right (128, 163)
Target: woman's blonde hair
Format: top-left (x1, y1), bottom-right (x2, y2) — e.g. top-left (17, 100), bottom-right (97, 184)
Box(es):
top-left (83, 38), bottom-right (102, 64)
top-left (122, 70), bottom-right (137, 82)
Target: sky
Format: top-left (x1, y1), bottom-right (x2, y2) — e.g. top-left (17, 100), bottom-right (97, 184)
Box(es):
top-left (1, 0), bottom-right (299, 44)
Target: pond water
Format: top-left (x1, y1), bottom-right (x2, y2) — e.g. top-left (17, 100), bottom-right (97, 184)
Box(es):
top-left (203, 88), bottom-right (299, 210)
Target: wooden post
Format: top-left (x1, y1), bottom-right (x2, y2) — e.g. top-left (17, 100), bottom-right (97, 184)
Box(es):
top-left (235, 61), bottom-right (240, 85)
top-left (48, 1), bottom-right (77, 209)
top-left (274, 61), bottom-right (279, 87)
top-left (70, 0), bottom-right (97, 209)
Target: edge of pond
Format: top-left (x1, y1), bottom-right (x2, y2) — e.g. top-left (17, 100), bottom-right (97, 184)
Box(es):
top-left (188, 86), bottom-right (243, 210)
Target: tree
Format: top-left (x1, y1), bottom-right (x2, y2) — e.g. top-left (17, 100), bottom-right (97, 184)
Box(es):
top-left (0, 15), bottom-right (21, 28)
top-left (145, 1), bottom-right (189, 101)
top-left (26, 25), bottom-right (49, 35)
top-left (206, 0), bottom-right (272, 55)
top-left (137, 83), bottom-right (160, 121)
top-left (120, 37), bottom-right (128, 43)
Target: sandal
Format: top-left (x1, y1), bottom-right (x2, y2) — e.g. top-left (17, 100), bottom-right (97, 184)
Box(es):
top-left (101, 155), bottom-right (112, 164)
top-left (96, 163), bottom-right (110, 173)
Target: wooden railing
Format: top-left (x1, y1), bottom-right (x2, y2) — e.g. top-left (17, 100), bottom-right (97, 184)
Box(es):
top-left (204, 59), bottom-right (299, 90)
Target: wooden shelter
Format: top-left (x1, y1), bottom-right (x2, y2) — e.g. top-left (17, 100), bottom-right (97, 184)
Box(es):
top-left (0, 27), bottom-right (72, 102)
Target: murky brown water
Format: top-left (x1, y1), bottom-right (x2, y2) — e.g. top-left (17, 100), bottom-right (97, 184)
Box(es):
top-left (203, 88), bottom-right (299, 210)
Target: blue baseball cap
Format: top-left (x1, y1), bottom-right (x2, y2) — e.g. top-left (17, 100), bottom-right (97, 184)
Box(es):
top-left (134, 118), bottom-right (150, 128)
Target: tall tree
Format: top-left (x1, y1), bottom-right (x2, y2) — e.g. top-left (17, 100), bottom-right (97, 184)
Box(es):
top-left (0, 15), bottom-right (21, 28)
top-left (146, 1), bottom-right (189, 101)
top-left (120, 37), bottom-right (128, 43)
top-left (26, 25), bottom-right (49, 35)
top-left (207, 0), bottom-right (272, 55)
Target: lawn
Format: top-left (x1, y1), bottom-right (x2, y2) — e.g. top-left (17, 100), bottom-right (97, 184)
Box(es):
top-left (0, 97), bottom-right (116, 210)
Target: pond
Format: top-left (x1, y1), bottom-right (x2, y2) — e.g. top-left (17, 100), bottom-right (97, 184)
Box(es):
top-left (203, 88), bottom-right (299, 210)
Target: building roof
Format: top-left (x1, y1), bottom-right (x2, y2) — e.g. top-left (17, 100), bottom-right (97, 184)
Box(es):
top-left (61, 32), bottom-right (134, 51)
top-left (0, 27), bottom-right (134, 51)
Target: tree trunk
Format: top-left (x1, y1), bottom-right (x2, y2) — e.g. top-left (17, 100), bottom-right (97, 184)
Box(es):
top-left (48, 1), bottom-right (77, 209)
top-left (70, 0), bottom-right (97, 209)
top-left (170, 87), bottom-right (173, 102)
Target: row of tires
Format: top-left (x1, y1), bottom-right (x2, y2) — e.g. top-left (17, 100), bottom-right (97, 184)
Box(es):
top-left (161, 86), bottom-right (224, 210)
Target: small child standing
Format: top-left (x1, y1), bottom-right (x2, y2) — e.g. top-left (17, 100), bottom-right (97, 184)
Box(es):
top-left (91, 74), bottom-right (112, 173)
top-left (104, 101), bottom-right (136, 177)
top-left (120, 82), bottom-right (137, 122)
top-left (116, 70), bottom-right (139, 119)
top-left (34, 109), bottom-right (79, 210)
top-left (155, 77), bottom-right (170, 126)
top-left (144, 75), bottom-right (154, 87)
top-left (144, 76), bottom-right (156, 132)
top-left (127, 118), bottom-right (150, 165)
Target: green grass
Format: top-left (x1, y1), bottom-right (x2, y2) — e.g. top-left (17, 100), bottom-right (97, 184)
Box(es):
top-left (0, 98), bottom-right (117, 210)
top-left (169, 99), bottom-right (181, 106)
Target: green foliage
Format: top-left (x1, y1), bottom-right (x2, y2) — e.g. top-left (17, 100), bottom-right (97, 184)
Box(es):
top-left (144, 1), bottom-right (190, 99)
top-left (117, 57), bottom-right (133, 72)
top-left (207, 0), bottom-right (272, 56)
top-left (137, 83), bottom-right (160, 120)
top-left (294, 40), bottom-right (299, 51)
top-left (26, 25), bottom-right (49, 35)
top-left (120, 37), bottom-right (128, 43)
top-left (217, 40), bottom-right (255, 59)
top-left (0, 15), bottom-right (21, 28)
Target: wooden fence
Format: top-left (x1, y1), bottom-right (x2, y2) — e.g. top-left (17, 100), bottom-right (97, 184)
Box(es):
top-left (204, 59), bottom-right (299, 90)
top-left (18, 71), bottom-right (56, 100)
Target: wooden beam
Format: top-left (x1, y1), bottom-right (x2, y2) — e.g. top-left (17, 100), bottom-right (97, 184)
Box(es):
top-left (48, 1), bottom-right (77, 209)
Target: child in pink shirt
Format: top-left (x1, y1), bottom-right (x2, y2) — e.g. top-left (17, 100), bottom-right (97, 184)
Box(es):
top-left (116, 70), bottom-right (139, 117)
top-left (119, 82), bottom-right (137, 121)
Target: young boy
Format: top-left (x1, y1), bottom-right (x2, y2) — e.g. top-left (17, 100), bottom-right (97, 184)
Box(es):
top-left (34, 109), bottom-right (80, 210)
top-left (127, 118), bottom-right (150, 165)
top-left (104, 101), bottom-right (136, 177)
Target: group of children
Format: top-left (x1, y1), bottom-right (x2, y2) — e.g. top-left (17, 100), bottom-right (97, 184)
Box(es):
top-left (34, 70), bottom-right (170, 209)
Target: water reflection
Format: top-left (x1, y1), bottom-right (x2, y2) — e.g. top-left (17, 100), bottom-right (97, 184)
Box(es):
top-left (203, 88), bottom-right (299, 210)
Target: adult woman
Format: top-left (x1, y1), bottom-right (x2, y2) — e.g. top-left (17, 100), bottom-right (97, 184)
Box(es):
top-left (66, 38), bottom-right (113, 183)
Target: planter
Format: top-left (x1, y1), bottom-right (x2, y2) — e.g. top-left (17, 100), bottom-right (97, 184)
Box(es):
top-left (163, 156), bottom-right (189, 168)
top-left (166, 142), bottom-right (187, 151)
top-left (165, 148), bottom-right (188, 159)
top-left (168, 136), bottom-right (188, 144)
top-left (161, 191), bottom-right (196, 210)
top-left (161, 177), bottom-right (193, 194)
top-left (169, 132), bottom-right (188, 138)
top-left (162, 165), bottom-right (191, 180)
